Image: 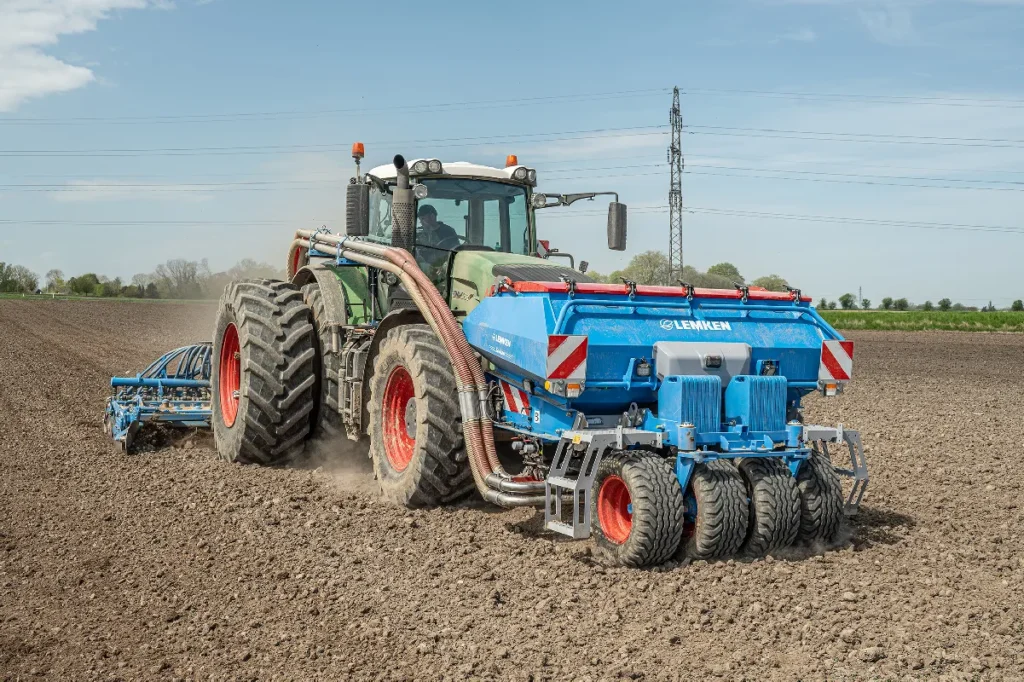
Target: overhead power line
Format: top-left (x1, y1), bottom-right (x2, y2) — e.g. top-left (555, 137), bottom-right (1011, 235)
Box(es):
top-left (7, 161), bottom-right (1024, 193)
top-left (540, 205), bottom-right (1024, 235)
top-left (4, 207), bottom-right (1024, 236)
top-left (686, 206), bottom-right (1024, 235)
top-left (0, 125), bottom-right (667, 158)
top-left (685, 125), bottom-right (1024, 149)
top-left (681, 87), bottom-right (1024, 109)
top-left (0, 88), bottom-right (670, 126)
top-left (684, 169), bottom-right (1024, 192)
top-left (7, 157), bottom-right (1024, 184)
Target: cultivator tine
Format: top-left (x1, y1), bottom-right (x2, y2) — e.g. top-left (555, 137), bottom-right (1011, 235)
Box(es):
top-left (842, 430), bottom-right (869, 514)
top-left (105, 343), bottom-right (214, 453)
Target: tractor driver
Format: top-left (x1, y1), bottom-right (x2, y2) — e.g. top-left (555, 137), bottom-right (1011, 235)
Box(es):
top-left (417, 204), bottom-right (461, 252)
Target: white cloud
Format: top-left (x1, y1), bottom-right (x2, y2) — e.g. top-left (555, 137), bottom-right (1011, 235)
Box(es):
top-left (51, 179), bottom-right (214, 203)
top-left (0, 0), bottom-right (163, 112)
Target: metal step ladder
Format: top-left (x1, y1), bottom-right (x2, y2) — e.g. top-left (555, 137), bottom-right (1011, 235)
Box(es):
top-left (544, 426), bottom-right (661, 539)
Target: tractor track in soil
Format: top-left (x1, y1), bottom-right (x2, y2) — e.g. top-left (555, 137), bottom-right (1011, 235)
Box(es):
top-left (1, 299), bottom-right (1022, 681)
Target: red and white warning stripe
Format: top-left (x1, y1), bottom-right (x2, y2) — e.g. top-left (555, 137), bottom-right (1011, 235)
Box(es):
top-left (546, 335), bottom-right (588, 380)
top-left (819, 340), bottom-right (854, 382)
top-left (500, 380), bottom-right (531, 415)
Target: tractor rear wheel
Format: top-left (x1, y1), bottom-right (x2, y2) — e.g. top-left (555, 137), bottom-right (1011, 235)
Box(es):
top-left (738, 457), bottom-right (801, 556)
top-left (796, 444), bottom-right (844, 546)
top-left (367, 324), bottom-right (473, 506)
top-left (679, 460), bottom-right (749, 561)
top-left (300, 283), bottom-right (342, 438)
top-left (212, 279), bottom-right (317, 465)
top-left (590, 451), bottom-right (684, 568)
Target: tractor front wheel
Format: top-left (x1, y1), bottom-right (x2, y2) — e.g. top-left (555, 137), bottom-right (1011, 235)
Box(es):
top-left (590, 451), bottom-right (684, 567)
top-left (367, 324), bottom-right (473, 506)
top-left (212, 280), bottom-right (317, 465)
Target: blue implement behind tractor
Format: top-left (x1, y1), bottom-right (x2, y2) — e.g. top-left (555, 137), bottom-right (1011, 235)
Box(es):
top-left (104, 343), bottom-right (213, 452)
top-left (465, 279), bottom-right (868, 562)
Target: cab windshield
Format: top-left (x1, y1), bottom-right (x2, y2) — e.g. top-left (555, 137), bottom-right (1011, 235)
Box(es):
top-left (415, 178), bottom-right (532, 256)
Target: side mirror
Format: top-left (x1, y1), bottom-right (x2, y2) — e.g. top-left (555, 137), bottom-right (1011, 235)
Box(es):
top-left (579, 260), bottom-right (589, 274)
top-left (346, 181), bottom-right (369, 237)
top-left (607, 202), bottom-right (627, 251)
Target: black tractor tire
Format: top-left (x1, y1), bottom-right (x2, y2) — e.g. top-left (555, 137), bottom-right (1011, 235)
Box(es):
top-left (738, 457), bottom-right (801, 556)
top-left (679, 460), bottom-right (749, 561)
top-left (300, 283), bottom-right (342, 438)
top-left (212, 279), bottom-right (317, 465)
top-left (796, 444), bottom-right (845, 546)
top-left (367, 324), bottom-right (474, 506)
top-left (590, 451), bottom-right (685, 568)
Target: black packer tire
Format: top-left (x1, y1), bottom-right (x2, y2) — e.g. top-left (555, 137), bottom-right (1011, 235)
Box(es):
top-left (738, 457), bottom-right (801, 556)
top-left (300, 283), bottom-right (342, 438)
top-left (212, 279), bottom-right (317, 465)
top-left (679, 460), bottom-right (749, 561)
top-left (590, 451), bottom-right (685, 568)
top-left (367, 324), bottom-right (474, 507)
top-left (796, 444), bottom-right (844, 546)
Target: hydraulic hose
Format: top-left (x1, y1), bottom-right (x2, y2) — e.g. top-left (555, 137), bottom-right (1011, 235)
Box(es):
top-left (292, 231), bottom-right (546, 504)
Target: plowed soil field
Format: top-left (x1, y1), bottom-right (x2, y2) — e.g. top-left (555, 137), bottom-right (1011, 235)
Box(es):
top-left (1, 299), bottom-right (1022, 681)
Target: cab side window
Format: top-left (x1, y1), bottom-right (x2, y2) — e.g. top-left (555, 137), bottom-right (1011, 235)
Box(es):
top-left (368, 187), bottom-right (392, 243)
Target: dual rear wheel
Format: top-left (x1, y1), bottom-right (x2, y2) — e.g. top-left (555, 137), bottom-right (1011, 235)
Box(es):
top-left (211, 279), bottom-right (473, 505)
top-left (591, 449), bottom-right (844, 567)
top-left (212, 280), bottom-right (317, 465)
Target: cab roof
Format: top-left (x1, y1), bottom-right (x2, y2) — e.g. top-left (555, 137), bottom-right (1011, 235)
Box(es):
top-left (366, 160), bottom-right (529, 183)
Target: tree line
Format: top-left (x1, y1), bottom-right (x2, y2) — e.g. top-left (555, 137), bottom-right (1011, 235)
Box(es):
top-left (1, 259), bottom-right (283, 300)
top-left (585, 251), bottom-right (1023, 312)
top-left (586, 251), bottom-right (791, 292)
top-left (819, 294), bottom-right (1024, 313)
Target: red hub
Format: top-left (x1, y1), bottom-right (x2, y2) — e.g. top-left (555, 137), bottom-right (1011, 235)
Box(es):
top-left (382, 365), bottom-right (416, 472)
top-left (597, 475), bottom-right (632, 544)
top-left (219, 324), bottom-right (241, 427)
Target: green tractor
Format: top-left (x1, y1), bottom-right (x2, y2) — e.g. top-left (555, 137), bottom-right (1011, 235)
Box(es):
top-left (211, 144), bottom-right (628, 508)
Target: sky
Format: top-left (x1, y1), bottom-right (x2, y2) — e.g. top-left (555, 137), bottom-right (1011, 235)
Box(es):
top-left (1, 0), bottom-right (1023, 306)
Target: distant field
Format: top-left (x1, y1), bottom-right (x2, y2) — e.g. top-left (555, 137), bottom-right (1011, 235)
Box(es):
top-left (821, 309), bottom-right (1024, 332)
top-left (0, 293), bottom-right (210, 304)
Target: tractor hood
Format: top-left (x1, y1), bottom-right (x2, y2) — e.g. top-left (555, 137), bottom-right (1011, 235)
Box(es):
top-left (448, 250), bottom-right (596, 318)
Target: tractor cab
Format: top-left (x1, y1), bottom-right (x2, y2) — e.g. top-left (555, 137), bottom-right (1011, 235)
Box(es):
top-left (363, 160), bottom-right (537, 279)
top-left (350, 151), bottom-right (627, 317)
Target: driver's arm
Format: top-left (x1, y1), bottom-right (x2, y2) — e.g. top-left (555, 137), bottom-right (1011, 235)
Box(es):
top-left (437, 222), bottom-right (459, 244)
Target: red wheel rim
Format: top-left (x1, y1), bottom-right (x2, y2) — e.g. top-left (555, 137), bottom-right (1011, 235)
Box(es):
top-left (597, 475), bottom-right (632, 544)
top-left (382, 365), bottom-right (416, 472)
top-left (219, 323), bottom-right (241, 427)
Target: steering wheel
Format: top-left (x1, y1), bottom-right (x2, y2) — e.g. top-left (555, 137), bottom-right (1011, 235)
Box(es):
top-left (436, 234), bottom-right (464, 250)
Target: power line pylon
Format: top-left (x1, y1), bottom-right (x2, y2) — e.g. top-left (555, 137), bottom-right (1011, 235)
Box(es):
top-left (668, 86), bottom-right (684, 280)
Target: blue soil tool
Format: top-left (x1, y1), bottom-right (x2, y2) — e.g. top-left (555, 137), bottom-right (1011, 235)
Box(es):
top-left (104, 343), bottom-right (212, 452)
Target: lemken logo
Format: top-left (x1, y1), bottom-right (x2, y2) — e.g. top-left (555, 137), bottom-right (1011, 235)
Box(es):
top-left (659, 319), bottom-right (732, 331)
